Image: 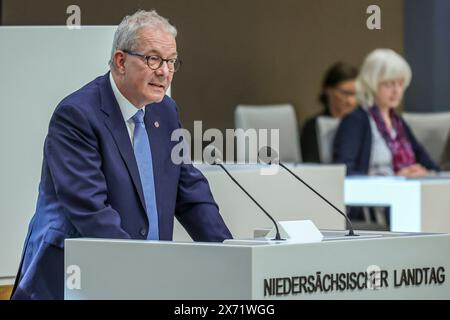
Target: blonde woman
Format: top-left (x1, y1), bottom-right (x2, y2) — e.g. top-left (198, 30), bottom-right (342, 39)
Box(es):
top-left (333, 49), bottom-right (439, 177)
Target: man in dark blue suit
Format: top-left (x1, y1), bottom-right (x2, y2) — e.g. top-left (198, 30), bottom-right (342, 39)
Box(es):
top-left (11, 10), bottom-right (232, 300)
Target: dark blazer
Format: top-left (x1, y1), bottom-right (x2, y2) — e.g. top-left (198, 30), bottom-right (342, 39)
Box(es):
top-left (12, 73), bottom-right (232, 300)
top-left (300, 110), bottom-right (330, 163)
top-left (333, 107), bottom-right (440, 175)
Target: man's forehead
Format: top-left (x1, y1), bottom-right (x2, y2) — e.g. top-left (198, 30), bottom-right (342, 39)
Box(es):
top-left (136, 27), bottom-right (176, 49)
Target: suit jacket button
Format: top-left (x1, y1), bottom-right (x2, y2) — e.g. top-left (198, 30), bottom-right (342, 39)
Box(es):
top-left (140, 228), bottom-right (147, 237)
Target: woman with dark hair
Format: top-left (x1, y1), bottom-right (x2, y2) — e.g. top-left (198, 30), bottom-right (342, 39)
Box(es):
top-left (301, 62), bottom-right (358, 163)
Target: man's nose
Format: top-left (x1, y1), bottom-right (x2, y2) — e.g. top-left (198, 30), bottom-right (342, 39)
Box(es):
top-left (155, 61), bottom-right (170, 77)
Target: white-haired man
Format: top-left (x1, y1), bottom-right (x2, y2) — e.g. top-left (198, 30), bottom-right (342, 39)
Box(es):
top-left (12, 10), bottom-right (232, 300)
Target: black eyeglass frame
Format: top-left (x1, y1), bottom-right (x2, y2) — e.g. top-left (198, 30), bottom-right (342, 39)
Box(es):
top-left (122, 49), bottom-right (182, 72)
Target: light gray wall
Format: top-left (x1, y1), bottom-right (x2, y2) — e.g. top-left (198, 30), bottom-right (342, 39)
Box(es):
top-left (0, 26), bottom-right (116, 281)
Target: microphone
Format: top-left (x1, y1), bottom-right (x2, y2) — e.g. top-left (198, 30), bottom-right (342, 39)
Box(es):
top-left (258, 147), bottom-right (358, 237)
top-left (203, 146), bottom-right (284, 241)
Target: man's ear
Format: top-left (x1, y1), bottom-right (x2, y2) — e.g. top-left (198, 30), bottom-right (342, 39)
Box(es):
top-left (113, 51), bottom-right (126, 74)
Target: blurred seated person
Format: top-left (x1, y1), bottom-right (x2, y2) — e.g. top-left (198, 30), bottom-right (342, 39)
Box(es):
top-left (333, 49), bottom-right (439, 227)
top-left (333, 48), bottom-right (439, 177)
top-left (301, 62), bottom-right (358, 163)
top-left (440, 133), bottom-right (450, 171)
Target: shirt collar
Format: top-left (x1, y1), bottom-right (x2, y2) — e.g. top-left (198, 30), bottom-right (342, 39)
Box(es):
top-left (109, 72), bottom-right (144, 122)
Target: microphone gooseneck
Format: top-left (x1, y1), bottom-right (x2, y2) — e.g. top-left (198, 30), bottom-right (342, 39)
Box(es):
top-left (214, 160), bottom-right (284, 241)
top-left (276, 161), bottom-right (358, 237)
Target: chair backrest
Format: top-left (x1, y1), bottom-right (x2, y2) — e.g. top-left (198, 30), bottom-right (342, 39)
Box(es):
top-left (402, 112), bottom-right (450, 164)
top-left (234, 104), bottom-right (302, 163)
top-left (316, 116), bottom-right (341, 163)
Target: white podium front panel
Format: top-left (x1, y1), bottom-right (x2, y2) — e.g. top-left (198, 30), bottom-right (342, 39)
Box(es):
top-left (65, 231), bottom-right (450, 300)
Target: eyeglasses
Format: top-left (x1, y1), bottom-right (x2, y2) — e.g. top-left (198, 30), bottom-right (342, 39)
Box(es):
top-left (122, 49), bottom-right (182, 73)
top-left (335, 87), bottom-right (356, 97)
top-left (379, 79), bottom-right (404, 89)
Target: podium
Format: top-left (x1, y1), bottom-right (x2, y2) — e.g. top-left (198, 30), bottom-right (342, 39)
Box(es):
top-left (64, 230), bottom-right (450, 299)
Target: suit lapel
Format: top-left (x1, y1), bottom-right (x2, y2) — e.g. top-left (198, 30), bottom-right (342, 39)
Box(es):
top-left (99, 73), bottom-right (147, 215)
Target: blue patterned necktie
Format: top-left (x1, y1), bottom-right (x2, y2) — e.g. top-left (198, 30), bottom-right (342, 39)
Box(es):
top-left (132, 109), bottom-right (159, 240)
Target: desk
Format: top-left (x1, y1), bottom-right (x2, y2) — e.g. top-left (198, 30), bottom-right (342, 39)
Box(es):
top-left (345, 176), bottom-right (450, 233)
top-left (174, 164), bottom-right (346, 240)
